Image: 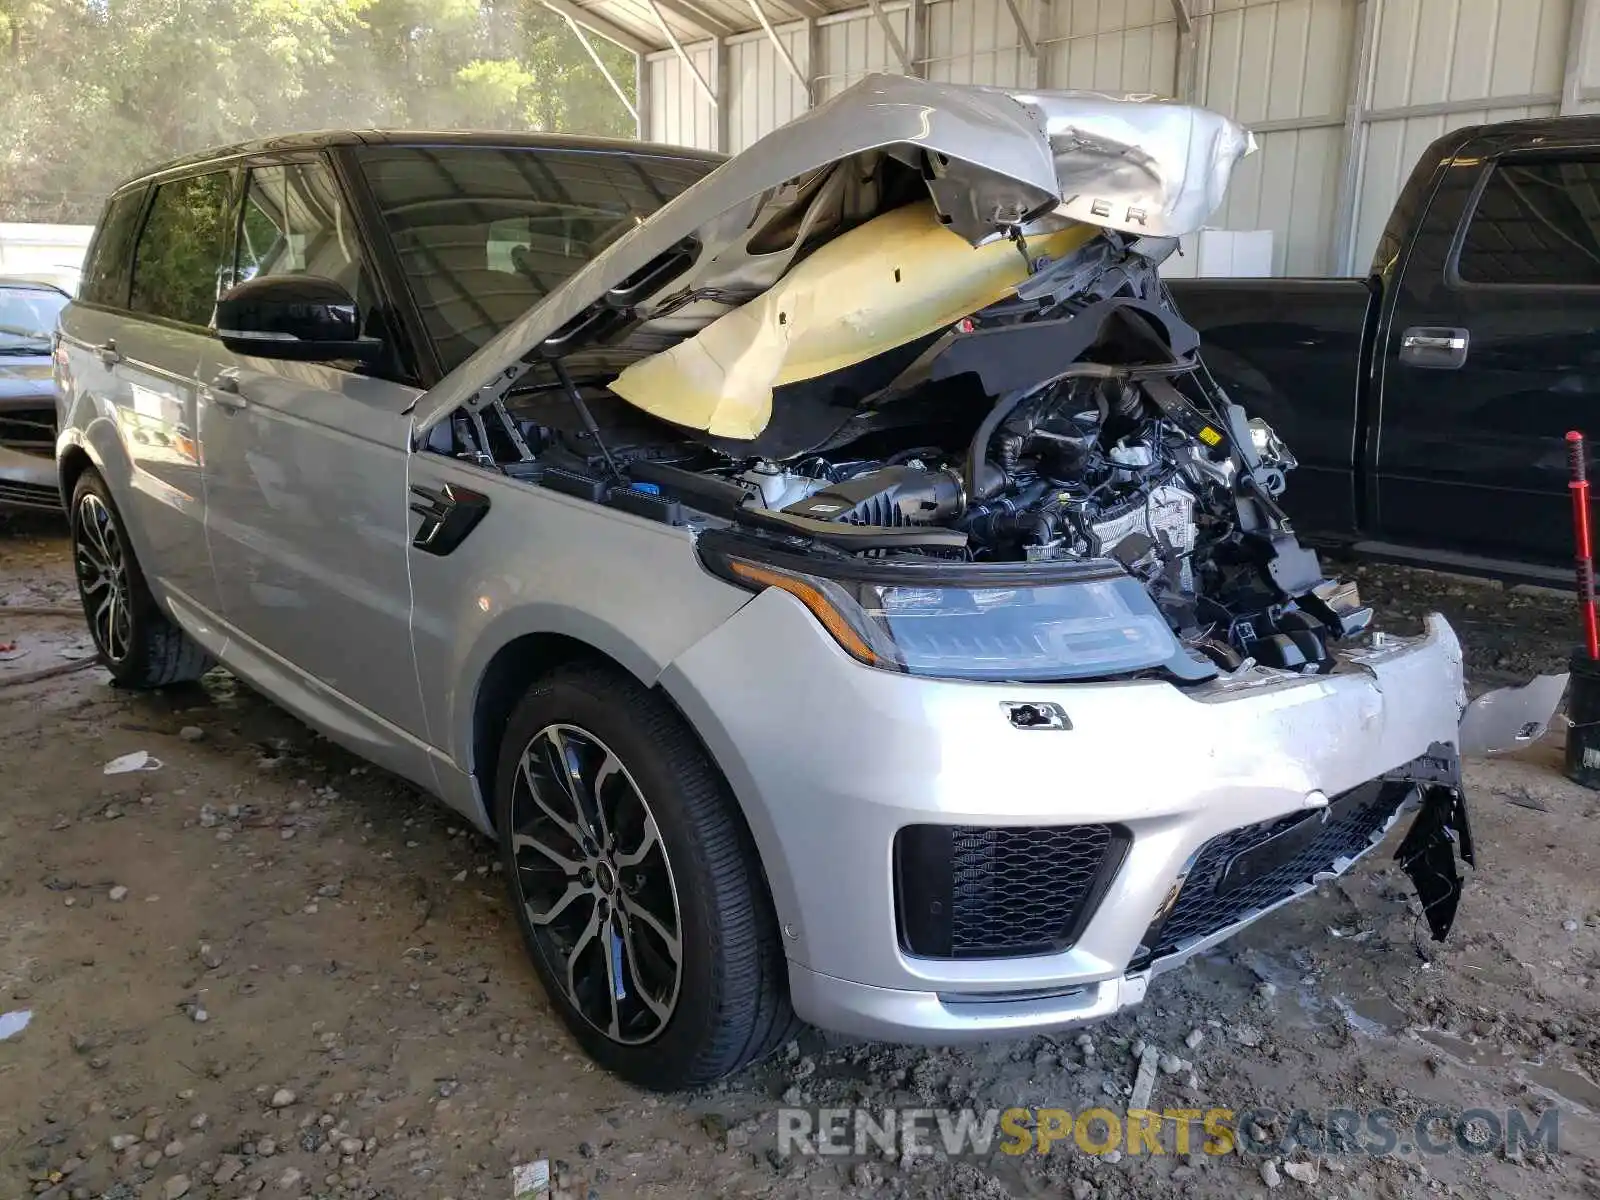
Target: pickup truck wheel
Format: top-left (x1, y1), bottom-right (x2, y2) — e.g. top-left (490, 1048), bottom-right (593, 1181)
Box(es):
top-left (70, 469), bottom-right (211, 688)
top-left (495, 664), bottom-right (796, 1090)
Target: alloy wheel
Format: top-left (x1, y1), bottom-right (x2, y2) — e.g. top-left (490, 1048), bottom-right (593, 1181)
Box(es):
top-left (509, 724), bottom-right (684, 1045)
top-left (75, 492), bottom-right (133, 663)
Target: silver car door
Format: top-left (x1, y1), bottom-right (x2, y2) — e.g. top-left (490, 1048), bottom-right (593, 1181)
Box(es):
top-left (103, 170), bottom-right (235, 620)
top-left (198, 157), bottom-right (431, 760)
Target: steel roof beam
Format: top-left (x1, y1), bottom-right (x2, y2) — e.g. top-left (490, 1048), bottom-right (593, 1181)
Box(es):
top-left (560, 12), bottom-right (641, 125)
top-left (1000, 0), bottom-right (1035, 58)
top-left (535, 0), bottom-right (653, 54)
top-left (747, 0), bottom-right (809, 89)
top-left (644, 0), bottom-right (720, 106)
top-left (865, 0), bottom-right (910, 73)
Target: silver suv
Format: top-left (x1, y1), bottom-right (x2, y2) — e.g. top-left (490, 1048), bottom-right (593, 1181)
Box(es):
top-left (57, 76), bottom-right (1500, 1090)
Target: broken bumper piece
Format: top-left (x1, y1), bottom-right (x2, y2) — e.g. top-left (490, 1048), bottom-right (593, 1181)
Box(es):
top-left (1390, 743), bottom-right (1475, 942)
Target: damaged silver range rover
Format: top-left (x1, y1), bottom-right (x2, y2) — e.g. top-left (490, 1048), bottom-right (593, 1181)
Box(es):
top-left (58, 76), bottom-right (1552, 1090)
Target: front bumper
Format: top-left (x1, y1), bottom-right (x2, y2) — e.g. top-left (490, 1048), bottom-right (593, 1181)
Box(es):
top-left (0, 444), bottom-right (61, 512)
top-left (661, 588), bottom-right (1467, 1042)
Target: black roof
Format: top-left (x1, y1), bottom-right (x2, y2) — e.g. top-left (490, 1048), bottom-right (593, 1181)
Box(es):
top-left (1418, 112), bottom-right (1600, 159)
top-left (0, 276), bottom-right (70, 296)
top-left (119, 129), bottom-right (727, 191)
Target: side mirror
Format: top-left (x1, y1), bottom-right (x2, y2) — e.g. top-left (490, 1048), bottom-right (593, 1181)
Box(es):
top-left (216, 275), bottom-right (382, 363)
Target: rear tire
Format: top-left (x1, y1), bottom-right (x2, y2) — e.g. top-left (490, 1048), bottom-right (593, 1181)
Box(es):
top-left (495, 663), bottom-right (796, 1089)
top-left (70, 468), bottom-right (211, 689)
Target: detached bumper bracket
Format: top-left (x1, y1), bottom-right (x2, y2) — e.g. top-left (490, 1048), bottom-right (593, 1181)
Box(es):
top-left (1391, 742), bottom-right (1475, 942)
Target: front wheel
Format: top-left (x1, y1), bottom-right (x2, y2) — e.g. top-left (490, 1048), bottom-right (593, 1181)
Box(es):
top-left (495, 663), bottom-right (795, 1089)
top-left (70, 468), bottom-right (211, 688)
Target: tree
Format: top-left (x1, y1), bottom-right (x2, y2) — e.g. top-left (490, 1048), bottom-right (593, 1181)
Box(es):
top-left (0, 0), bottom-right (637, 222)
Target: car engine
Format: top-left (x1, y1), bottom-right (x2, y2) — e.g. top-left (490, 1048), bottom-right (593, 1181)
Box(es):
top-left (484, 227), bottom-right (1366, 678)
top-left (692, 287), bottom-right (1351, 673)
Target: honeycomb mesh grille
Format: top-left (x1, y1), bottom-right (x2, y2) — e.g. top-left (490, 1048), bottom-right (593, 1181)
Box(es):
top-left (1137, 780), bottom-right (1410, 965)
top-left (948, 824), bottom-right (1120, 958)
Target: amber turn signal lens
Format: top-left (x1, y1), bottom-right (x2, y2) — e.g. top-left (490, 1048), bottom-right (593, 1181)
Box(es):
top-left (726, 559), bottom-right (879, 666)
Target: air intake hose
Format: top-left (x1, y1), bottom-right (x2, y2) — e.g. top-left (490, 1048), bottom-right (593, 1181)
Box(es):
top-left (964, 364), bottom-right (1125, 504)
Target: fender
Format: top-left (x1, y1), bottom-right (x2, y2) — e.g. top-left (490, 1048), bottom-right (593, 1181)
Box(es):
top-left (447, 599), bottom-right (684, 776)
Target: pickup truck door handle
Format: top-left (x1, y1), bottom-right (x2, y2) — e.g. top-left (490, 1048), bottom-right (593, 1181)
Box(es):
top-left (1400, 327), bottom-right (1471, 370)
top-left (95, 340), bottom-right (121, 367)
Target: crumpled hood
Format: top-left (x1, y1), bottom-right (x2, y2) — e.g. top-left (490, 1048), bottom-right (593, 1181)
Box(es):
top-left (415, 74), bottom-right (1255, 433)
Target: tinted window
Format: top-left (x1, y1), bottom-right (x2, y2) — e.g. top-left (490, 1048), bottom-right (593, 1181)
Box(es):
top-left (1458, 158), bottom-right (1600, 286)
top-left (237, 161), bottom-right (370, 312)
top-left (81, 189), bottom-right (148, 308)
top-left (130, 171), bottom-right (236, 325)
top-left (359, 146), bottom-right (713, 370)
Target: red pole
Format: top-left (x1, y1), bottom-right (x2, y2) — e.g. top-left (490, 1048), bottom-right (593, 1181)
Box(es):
top-left (1568, 430), bottom-right (1599, 660)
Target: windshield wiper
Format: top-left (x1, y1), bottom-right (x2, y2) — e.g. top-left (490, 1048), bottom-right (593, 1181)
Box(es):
top-left (0, 343), bottom-right (51, 356)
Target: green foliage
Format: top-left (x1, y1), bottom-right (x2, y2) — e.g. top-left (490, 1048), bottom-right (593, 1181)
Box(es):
top-left (0, 0), bottom-right (636, 221)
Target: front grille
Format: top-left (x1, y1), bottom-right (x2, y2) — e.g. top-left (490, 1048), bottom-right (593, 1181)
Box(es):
top-left (0, 408), bottom-right (56, 454)
top-left (896, 823), bottom-right (1129, 959)
top-left (1133, 779), bottom-right (1413, 967)
top-left (0, 478), bottom-right (61, 511)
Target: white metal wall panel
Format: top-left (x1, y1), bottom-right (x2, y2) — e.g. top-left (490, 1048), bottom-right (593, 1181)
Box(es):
top-left (1210, 126), bottom-right (1348, 274)
top-left (925, 0), bottom-right (1034, 87)
top-left (645, 42), bottom-right (718, 150)
top-left (1194, 0), bottom-right (1355, 275)
top-left (1200, 0), bottom-right (1353, 124)
top-left (1043, 0), bottom-right (1179, 95)
top-left (726, 26), bottom-right (812, 152)
top-left (817, 6), bottom-right (912, 99)
top-left (1369, 0), bottom-right (1567, 110)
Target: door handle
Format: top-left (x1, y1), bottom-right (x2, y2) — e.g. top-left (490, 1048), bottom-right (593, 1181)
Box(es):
top-left (95, 340), bottom-right (121, 367)
top-left (1400, 327), bottom-right (1470, 370)
top-left (206, 371), bottom-right (246, 410)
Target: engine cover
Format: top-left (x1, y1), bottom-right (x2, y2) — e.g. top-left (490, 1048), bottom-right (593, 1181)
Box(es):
top-left (783, 465), bottom-right (965, 526)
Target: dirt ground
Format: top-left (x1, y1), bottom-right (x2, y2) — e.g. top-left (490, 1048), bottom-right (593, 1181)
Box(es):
top-left (3, 511), bottom-right (1600, 1200)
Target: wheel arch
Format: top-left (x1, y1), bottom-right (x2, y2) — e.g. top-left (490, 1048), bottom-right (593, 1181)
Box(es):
top-left (57, 422), bottom-right (171, 598)
top-left (464, 629), bottom-right (791, 954)
top-left (469, 630), bottom-right (628, 831)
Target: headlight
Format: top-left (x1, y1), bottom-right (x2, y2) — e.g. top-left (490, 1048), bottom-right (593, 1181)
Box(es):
top-left (698, 532), bottom-right (1203, 682)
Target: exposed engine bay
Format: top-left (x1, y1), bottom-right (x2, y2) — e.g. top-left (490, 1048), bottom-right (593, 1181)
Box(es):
top-left (439, 207), bottom-right (1370, 682)
top-left (415, 79), bottom-right (1384, 683)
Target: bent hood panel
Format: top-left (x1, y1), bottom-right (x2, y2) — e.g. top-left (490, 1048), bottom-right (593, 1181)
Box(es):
top-left (414, 74), bottom-right (1254, 434)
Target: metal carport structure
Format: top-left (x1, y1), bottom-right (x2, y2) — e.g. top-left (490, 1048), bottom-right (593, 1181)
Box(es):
top-left (549, 0), bottom-right (1600, 279)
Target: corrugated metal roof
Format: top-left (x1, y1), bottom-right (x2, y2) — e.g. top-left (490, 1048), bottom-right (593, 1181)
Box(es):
top-left (549, 0), bottom-right (866, 53)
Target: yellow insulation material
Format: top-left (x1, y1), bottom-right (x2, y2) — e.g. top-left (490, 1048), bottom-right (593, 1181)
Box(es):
top-left (609, 201), bottom-right (1097, 440)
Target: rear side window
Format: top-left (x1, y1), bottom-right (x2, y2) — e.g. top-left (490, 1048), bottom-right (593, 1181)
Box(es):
top-left (358, 146), bottom-right (713, 370)
top-left (81, 189), bottom-right (147, 308)
top-left (130, 171), bottom-right (236, 326)
top-left (1457, 158), bottom-right (1600, 286)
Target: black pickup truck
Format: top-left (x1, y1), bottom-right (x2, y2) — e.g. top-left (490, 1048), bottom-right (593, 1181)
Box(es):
top-left (1169, 115), bottom-right (1600, 584)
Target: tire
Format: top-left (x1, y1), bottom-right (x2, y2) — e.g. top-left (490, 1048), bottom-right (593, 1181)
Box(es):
top-left (69, 467), bottom-right (211, 689)
top-left (495, 663), bottom-right (796, 1089)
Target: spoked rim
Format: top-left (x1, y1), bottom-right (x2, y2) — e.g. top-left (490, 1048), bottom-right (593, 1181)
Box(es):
top-left (74, 493), bottom-right (133, 664)
top-left (510, 724), bottom-right (683, 1046)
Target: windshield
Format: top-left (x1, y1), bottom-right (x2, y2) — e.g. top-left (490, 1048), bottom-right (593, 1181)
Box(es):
top-left (358, 145), bottom-right (716, 373)
top-left (0, 285), bottom-right (67, 354)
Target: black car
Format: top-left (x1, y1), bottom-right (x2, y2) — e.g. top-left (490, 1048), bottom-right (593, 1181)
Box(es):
top-left (0, 276), bottom-right (69, 512)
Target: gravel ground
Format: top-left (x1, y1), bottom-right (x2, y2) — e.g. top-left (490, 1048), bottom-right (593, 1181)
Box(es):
top-left (3, 513), bottom-right (1600, 1200)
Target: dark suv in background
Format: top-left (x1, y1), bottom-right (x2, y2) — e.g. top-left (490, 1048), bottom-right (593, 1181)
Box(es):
top-left (0, 276), bottom-right (69, 510)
